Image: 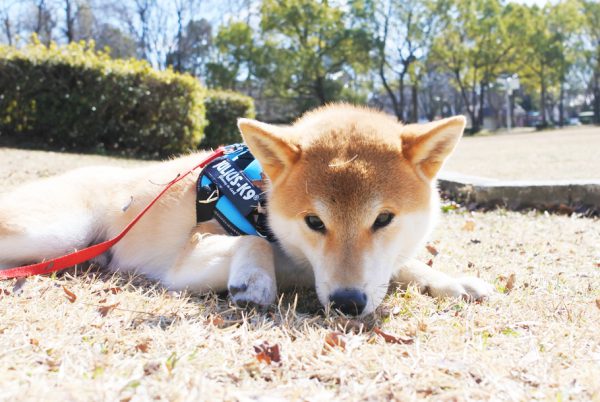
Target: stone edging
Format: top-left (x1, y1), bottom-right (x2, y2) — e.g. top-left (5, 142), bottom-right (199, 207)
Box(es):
top-left (437, 172), bottom-right (600, 214)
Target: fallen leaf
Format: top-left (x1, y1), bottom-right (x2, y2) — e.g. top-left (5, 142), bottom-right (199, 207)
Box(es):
top-left (254, 341), bottom-right (281, 364)
top-left (106, 287), bottom-right (122, 294)
top-left (323, 332), bottom-right (346, 351)
top-left (63, 286), bottom-right (77, 303)
top-left (426, 259), bottom-right (433, 267)
top-left (205, 314), bottom-right (224, 327)
top-left (595, 299), bottom-right (600, 310)
top-left (98, 298), bottom-right (107, 303)
top-left (505, 273), bottom-right (516, 293)
top-left (373, 327), bottom-right (414, 344)
top-left (97, 302), bottom-right (120, 317)
top-left (30, 338), bottom-right (39, 346)
top-left (462, 220), bottom-right (476, 231)
top-left (426, 244), bottom-right (439, 256)
top-left (135, 341), bottom-right (150, 353)
top-left (143, 361), bottom-right (160, 376)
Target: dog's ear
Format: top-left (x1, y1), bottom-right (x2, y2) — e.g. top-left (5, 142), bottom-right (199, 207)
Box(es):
top-left (237, 118), bottom-right (300, 182)
top-left (401, 116), bottom-right (465, 180)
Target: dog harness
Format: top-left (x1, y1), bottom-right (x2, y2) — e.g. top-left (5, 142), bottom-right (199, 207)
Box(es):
top-left (195, 144), bottom-right (275, 242)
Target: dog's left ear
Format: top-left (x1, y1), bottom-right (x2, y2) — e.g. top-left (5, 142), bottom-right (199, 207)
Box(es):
top-left (401, 116), bottom-right (466, 180)
top-left (237, 118), bottom-right (300, 183)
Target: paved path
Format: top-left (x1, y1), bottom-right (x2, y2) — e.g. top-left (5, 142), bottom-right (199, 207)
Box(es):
top-left (443, 126), bottom-right (600, 180)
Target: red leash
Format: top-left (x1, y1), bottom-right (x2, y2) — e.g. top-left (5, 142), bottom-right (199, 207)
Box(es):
top-left (0, 147), bottom-right (226, 280)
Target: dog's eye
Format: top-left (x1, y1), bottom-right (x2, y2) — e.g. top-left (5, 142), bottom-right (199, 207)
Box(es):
top-left (305, 215), bottom-right (326, 233)
top-left (373, 212), bottom-right (394, 230)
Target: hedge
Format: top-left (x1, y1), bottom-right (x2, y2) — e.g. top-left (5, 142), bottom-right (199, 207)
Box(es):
top-left (201, 90), bottom-right (255, 149)
top-left (0, 38), bottom-right (207, 158)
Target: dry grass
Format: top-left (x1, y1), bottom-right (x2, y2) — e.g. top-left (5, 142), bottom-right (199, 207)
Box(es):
top-left (1, 208), bottom-right (598, 401)
top-left (1, 148), bottom-right (599, 401)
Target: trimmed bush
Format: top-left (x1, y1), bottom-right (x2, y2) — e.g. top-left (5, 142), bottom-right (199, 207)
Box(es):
top-left (201, 90), bottom-right (255, 149)
top-left (0, 38), bottom-right (207, 158)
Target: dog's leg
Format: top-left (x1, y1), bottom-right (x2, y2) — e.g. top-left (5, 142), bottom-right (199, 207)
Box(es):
top-left (393, 259), bottom-right (494, 301)
top-left (163, 232), bottom-right (277, 307)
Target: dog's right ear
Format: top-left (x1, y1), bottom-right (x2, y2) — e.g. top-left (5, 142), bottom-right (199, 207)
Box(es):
top-left (237, 118), bottom-right (300, 183)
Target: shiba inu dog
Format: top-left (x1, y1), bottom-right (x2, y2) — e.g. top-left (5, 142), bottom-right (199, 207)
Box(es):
top-left (0, 104), bottom-right (493, 315)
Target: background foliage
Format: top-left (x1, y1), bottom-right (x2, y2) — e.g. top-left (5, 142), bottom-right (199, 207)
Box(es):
top-left (0, 0), bottom-right (598, 138)
top-left (201, 89), bottom-right (255, 149)
top-left (0, 38), bottom-right (207, 157)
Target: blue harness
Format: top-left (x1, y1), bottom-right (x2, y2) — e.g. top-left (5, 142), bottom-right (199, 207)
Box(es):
top-left (196, 144), bottom-right (275, 242)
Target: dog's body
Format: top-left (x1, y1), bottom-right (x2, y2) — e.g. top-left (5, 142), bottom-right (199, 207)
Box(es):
top-left (0, 105), bottom-right (493, 315)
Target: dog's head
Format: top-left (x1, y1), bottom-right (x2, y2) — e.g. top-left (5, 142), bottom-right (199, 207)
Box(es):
top-left (238, 104), bottom-right (465, 315)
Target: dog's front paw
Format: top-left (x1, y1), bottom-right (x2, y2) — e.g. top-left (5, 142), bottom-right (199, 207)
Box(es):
top-left (456, 276), bottom-right (495, 302)
top-left (424, 276), bottom-right (494, 302)
top-left (228, 266), bottom-right (277, 309)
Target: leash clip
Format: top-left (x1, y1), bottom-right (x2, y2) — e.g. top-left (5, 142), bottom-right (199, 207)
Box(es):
top-left (198, 187), bottom-right (219, 204)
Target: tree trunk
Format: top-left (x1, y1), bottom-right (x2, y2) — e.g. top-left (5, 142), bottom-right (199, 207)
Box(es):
top-left (594, 70), bottom-right (600, 125)
top-left (411, 82), bottom-right (418, 123)
top-left (540, 63), bottom-right (547, 127)
top-left (315, 76), bottom-right (327, 105)
top-left (398, 72), bottom-right (406, 122)
top-left (175, 7), bottom-right (184, 72)
top-left (2, 16), bottom-right (12, 46)
top-left (476, 81), bottom-right (486, 132)
top-left (379, 62), bottom-right (400, 119)
top-left (559, 79), bottom-right (565, 128)
top-left (64, 0), bottom-right (74, 42)
top-left (510, 92), bottom-right (516, 127)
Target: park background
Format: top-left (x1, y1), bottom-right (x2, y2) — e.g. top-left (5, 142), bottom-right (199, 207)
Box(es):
top-left (1, 0), bottom-right (599, 142)
top-left (0, 1), bottom-right (599, 401)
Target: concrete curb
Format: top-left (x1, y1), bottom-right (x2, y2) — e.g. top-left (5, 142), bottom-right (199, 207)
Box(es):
top-left (438, 172), bottom-right (600, 213)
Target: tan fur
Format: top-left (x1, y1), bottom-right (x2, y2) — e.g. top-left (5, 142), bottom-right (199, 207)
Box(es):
top-left (0, 104), bottom-right (493, 314)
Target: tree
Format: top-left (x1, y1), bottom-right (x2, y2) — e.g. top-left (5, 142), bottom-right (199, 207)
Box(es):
top-left (584, 0), bottom-right (600, 124)
top-left (547, 0), bottom-right (583, 126)
top-left (96, 23), bottom-right (137, 58)
top-left (74, 0), bottom-right (95, 41)
top-left (29, 0), bottom-right (56, 45)
top-left (519, 4), bottom-right (563, 127)
top-left (370, 0), bottom-right (440, 121)
top-left (430, 0), bottom-right (521, 133)
top-left (206, 21), bottom-right (255, 90)
top-left (167, 18), bottom-right (212, 76)
top-left (258, 0), bottom-right (371, 109)
top-left (63, 0), bottom-right (76, 42)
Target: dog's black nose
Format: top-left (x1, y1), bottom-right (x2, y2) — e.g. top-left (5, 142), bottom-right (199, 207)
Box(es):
top-left (329, 288), bottom-right (367, 315)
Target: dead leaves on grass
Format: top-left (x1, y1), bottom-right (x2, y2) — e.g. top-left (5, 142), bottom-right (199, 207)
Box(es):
top-left (62, 286), bottom-right (77, 303)
top-left (425, 244), bottom-right (439, 256)
top-left (323, 332), bottom-right (346, 352)
top-left (254, 341), bottom-right (281, 364)
top-left (372, 327), bottom-right (414, 345)
top-left (498, 273), bottom-right (517, 293)
top-left (135, 340), bottom-right (151, 353)
top-left (97, 302), bottom-right (120, 317)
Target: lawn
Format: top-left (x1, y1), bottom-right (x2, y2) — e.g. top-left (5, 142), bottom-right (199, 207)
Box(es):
top-left (0, 148), bottom-right (599, 401)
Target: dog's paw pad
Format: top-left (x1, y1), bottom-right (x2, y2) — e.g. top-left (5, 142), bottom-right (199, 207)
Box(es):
top-left (228, 267), bottom-right (276, 308)
top-left (457, 276), bottom-right (495, 302)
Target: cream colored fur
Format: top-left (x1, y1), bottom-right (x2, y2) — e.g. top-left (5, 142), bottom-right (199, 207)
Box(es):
top-left (0, 104), bottom-right (493, 315)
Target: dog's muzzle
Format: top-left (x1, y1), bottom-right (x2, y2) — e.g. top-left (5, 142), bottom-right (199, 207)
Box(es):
top-left (329, 288), bottom-right (368, 315)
